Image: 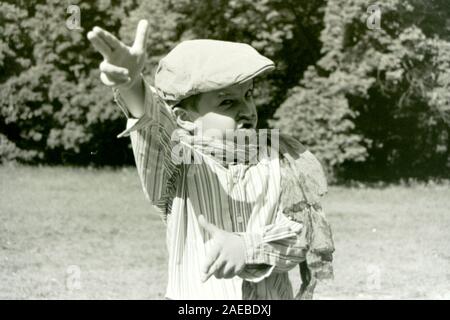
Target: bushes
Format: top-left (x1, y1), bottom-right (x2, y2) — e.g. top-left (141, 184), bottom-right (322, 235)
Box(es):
top-left (0, 0), bottom-right (137, 165)
top-left (1, 0), bottom-right (449, 180)
top-left (272, 0), bottom-right (450, 180)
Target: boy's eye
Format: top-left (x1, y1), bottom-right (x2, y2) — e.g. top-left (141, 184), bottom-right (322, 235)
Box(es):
top-left (220, 99), bottom-right (234, 107)
top-left (245, 89), bottom-right (253, 99)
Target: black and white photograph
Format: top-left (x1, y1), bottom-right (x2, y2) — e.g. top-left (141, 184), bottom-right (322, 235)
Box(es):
top-left (0, 0), bottom-right (449, 302)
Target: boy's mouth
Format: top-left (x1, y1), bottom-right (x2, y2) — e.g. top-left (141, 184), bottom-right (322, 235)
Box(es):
top-left (237, 122), bottom-right (253, 129)
top-left (236, 117), bottom-right (255, 129)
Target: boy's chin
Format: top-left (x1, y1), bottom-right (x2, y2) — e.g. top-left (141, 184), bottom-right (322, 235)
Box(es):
top-left (195, 126), bottom-right (256, 140)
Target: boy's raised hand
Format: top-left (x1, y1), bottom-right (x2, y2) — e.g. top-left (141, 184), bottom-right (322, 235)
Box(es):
top-left (87, 20), bottom-right (149, 88)
top-left (198, 215), bottom-right (246, 282)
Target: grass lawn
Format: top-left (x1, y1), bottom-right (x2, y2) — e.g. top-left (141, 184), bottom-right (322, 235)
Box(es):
top-left (1, 165), bottom-right (449, 299)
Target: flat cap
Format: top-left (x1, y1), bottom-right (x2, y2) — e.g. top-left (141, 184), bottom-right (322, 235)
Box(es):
top-left (154, 39), bottom-right (275, 105)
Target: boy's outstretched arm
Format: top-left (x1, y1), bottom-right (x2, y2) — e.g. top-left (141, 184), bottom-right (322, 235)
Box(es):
top-left (87, 20), bottom-right (149, 118)
top-left (87, 20), bottom-right (179, 216)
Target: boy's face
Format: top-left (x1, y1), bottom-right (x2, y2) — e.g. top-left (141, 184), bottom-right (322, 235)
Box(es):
top-left (187, 80), bottom-right (257, 138)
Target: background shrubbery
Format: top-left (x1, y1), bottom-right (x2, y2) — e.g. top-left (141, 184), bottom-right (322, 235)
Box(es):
top-left (1, 0), bottom-right (449, 180)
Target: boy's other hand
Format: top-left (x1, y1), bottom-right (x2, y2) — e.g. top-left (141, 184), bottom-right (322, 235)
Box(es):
top-left (198, 215), bottom-right (246, 282)
top-left (87, 20), bottom-right (149, 89)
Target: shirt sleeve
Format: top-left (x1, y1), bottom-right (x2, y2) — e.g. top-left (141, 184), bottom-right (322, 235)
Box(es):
top-left (237, 209), bottom-right (308, 283)
top-left (113, 77), bottom-right (180, 216)
top-left (238, 142), bottom-right (331, 283)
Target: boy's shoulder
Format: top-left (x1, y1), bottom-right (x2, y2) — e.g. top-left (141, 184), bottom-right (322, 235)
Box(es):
top-left (278, 134), bottom-right (328, 204)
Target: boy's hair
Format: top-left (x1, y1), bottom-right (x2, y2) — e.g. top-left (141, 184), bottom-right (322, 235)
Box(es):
top-left (175, 94), bottom-right (200, 112)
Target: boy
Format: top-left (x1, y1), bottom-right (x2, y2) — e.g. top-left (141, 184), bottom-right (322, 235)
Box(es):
top-left (87, 20), bottom-right (334, 300)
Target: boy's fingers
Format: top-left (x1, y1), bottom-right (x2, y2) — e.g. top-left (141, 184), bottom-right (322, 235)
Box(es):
top-left (221, 263), bottom-right (236, 279)
top-left (132, 19), bottom-right (149, 53)
top-left (202, 257), bottom-right (224, 282)
top-left (198, 215), bottom-right (220, 236)
top-left (212, 261), bottom-right (226, 279)
top-left (99, 61), bottom-right (129, 77)
top-left (100, 72), bottom-right (116, 87)
top-left (93, 26), bottom-right (123, 51)
top-left (201, 241), bottom-right (220, 280)
top-left (203, 242), bottom-right (220, 270)
top-left (87, 31), bottom-right (112, 59)
top-left (100, 72), bottom-right (131, 87)
top-left (100, 72), bottom-right (117, 87)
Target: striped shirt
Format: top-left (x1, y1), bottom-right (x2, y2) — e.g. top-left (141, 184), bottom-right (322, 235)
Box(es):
top-left (114, 79), bottom-right (311, 299)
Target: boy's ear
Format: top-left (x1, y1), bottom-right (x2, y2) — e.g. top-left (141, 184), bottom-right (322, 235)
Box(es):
top-left (173, 107), bottom-right (193, 121)
top-left (173, 107), bottom-right (197, 132)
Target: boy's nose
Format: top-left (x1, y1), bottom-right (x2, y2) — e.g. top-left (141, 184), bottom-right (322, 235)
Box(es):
top-left (237, 101), bottom-right (257, 122)
top-left (241, 98), bottom-right (256, 114)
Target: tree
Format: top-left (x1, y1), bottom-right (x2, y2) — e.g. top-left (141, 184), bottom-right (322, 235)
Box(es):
top-left (2, 0), bottom-right (449, 181)
top-left (0, 0), bottom-right (138, 165)
top-left (272, 0), bottom-right (450, 180)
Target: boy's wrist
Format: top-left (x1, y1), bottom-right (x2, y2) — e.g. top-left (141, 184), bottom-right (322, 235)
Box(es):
top-left (117, 74), bottom-right (142, 95)
top-left (115, 74), bottom-right (146, 119)
top-left (238, 232), bottom-right (264, 265)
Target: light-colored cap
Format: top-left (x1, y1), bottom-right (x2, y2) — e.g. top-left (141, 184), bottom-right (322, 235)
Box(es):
top-left (154, 39), bottom-right (275, 105)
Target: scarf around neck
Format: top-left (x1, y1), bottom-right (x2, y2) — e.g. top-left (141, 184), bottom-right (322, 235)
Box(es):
top-left (170, 128), bottom-right (280, 167)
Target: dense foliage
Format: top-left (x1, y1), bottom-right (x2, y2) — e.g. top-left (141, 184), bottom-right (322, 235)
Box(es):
top-left (272, 0), bottom-right (450, 180)
top-left (0, 0), bottom-right (137, 165)
top-left (1, 0), bottom-right (449, 180)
